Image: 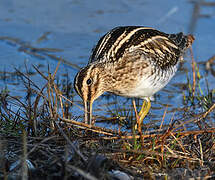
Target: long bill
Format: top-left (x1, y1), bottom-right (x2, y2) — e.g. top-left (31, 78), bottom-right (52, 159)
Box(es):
top-left (84, 100), bottom-right (93, 125)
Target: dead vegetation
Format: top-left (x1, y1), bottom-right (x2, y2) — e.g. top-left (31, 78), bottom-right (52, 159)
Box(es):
top-left (0, 51), bottom-right (215, 179)
top-left (0, 0), bottom-right (215, 178)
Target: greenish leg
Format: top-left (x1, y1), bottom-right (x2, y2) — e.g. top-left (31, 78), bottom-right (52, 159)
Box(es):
top-left (138, 100), bottom-right (147, 117)
top-left (138, 98), bottom-right (151, 126)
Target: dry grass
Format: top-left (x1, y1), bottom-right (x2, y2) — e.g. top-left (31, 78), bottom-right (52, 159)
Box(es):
top-left (0, 53), bottom-right (215, 179)
top-left (1, 2), bottom-right (215, 177)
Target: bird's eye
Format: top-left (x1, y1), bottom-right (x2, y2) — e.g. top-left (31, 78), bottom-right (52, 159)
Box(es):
top-left (86, 78), bottom-right (92, 85)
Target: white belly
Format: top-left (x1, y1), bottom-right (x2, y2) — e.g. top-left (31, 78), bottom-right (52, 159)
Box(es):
top-left (126, 66), bottom-right (177, 99)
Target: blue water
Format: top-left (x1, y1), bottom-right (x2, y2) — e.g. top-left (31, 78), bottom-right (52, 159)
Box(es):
top-left (0, 0), bottom-right (214, 128)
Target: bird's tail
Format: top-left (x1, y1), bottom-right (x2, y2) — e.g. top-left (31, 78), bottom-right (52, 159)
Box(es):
top-left (186, 34), bottom-right (195, 48)
top-left (169, 32), bottom-right (195, 51)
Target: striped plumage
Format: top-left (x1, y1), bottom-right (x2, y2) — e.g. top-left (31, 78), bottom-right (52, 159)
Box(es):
top-left (74, 26), bottom-right (194, 125)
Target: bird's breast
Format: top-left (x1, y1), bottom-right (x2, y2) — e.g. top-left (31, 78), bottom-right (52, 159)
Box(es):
top-left (111, 65), bottom-right (178, 99)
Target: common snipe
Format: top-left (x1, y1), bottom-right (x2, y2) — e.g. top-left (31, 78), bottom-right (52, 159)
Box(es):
top-left (74, 26), bottom-right (194, 125)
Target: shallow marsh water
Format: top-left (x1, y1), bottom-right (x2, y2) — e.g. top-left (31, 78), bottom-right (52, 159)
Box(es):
top-left (0, 0), bottom-right (214, 130)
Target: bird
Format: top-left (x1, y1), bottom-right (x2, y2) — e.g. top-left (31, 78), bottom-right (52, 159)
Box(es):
top-left (74, 26), bottom-right (194, 126)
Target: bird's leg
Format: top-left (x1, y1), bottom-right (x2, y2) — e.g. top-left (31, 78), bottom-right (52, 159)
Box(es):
top-left (138, 98), bottom-right (151, 127)
top-left (133, 98), bottom-right (151, 131)
top-left (132, 99), bottom-right (140, 130)
top-left (138, 100), bottom-right (147, 117)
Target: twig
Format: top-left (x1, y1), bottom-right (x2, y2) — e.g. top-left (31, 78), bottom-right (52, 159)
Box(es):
top-left (202, 103), bottom-right (215, 118)
top-left (100, 128), bottom-right (215, 140)
top-left (22, 130), bottom-right (28, 180)
top-left (60, 117), bottom-right (119, 136)
top-left (198, 137), bottom-right (204, 166)
top-left (55, 122), bottom-right (87, 163)
top-left (190, 46), bottom-right (196, 97)
top-left (159, 105), bottom-right (168, 130)
top-left (205, 55), bottom-right (215, 70)
top-left (117, 148), bottom-right (201, 162)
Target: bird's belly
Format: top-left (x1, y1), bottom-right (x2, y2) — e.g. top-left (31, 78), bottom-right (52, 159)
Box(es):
top-left (121, 67), bottom-right (177, 99)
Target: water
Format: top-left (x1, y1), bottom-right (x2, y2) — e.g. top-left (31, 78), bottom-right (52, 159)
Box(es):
top-left (0, 0), bottom-right (214, 129)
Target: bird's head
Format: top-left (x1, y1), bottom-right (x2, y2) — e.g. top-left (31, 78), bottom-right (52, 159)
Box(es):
top-left (74, 64), bottom-right (106, 125)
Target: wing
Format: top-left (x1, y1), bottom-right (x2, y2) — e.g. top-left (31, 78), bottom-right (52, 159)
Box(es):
top-left (131, 32), bottom-right (194, 69)
top-left (88, 26), bottom-right (194, 68)
top-left (89, 26), bottom-right (148, 64)
top-left (126, 34), bottom-right (182, 69)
